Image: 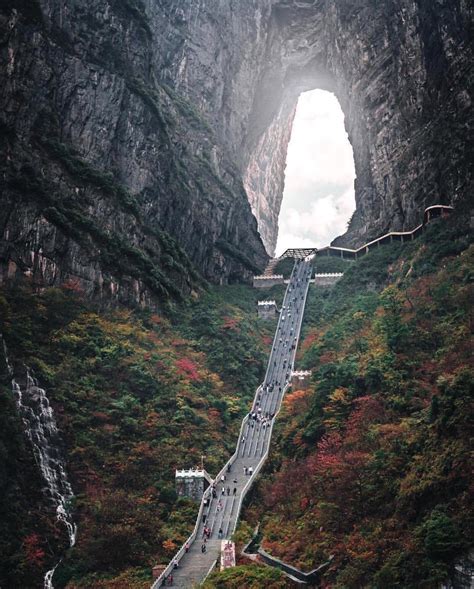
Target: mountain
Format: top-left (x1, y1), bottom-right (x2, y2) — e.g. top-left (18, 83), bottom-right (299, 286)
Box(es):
top-left (1, 0), bottom-right (472, 297)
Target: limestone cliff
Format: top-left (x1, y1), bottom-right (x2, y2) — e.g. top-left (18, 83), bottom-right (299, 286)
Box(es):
top-left (243, 0), bottom-right (473, 252)
top-left (0, 0), bottom-right (472, 295)
top-left (0, 0), bottom-right (270, 304)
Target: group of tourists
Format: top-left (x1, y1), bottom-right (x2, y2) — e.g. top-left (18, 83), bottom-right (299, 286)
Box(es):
top-left (161, 260), bottom-right (313, 581)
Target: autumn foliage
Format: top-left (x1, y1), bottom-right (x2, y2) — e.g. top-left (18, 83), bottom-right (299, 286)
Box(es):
top-left (244, 225), bottom-right (473, 588)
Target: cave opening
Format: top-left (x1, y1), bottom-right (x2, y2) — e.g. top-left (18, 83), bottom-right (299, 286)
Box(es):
top-left (275, 89), bottom-right (356, 256)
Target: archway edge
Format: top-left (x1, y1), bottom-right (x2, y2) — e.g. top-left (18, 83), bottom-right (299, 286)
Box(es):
top-left (242, 0), bottom-right (471, 255)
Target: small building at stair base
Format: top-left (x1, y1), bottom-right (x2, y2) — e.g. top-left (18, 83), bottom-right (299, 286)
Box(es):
top-left (291, 370), bottom-right (312, 390)
top-left (221, 541), bottom-right (236, 570)
top-left (258, 300), bottom-right (277, 319)
top-left (175, 468), bottom-right (212, 502)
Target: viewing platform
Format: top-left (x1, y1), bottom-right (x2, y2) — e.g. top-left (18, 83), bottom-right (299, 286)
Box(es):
top-left (253, 274), bottom-right (285, 288)
top-left (257, 300), bottom-right (278, 320)
top-left (313, 273), bottom-right (343, 286)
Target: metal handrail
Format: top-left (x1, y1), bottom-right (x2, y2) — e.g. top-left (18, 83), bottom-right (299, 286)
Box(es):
top-left (230, 265), bottom-right (311, 534)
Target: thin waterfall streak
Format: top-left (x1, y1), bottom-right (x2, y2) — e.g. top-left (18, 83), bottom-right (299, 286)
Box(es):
top-left (2, 337), bottom-right (76, 588)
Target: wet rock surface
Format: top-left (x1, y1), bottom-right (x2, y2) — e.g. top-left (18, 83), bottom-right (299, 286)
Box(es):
top-left (0, 0), bottom-right (472, 295)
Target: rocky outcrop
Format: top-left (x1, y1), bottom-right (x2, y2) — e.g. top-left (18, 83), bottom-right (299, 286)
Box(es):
top-left (0, 0), bottom-right (270, 304)
top-left (0, 0), bottom-right (472, 297)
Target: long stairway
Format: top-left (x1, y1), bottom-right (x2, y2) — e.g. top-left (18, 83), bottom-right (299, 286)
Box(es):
top-left (153, 259), bottom-right (312, 588)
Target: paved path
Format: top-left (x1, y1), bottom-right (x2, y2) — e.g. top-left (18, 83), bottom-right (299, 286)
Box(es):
top-left (154, 259), bottom-right (312, 588)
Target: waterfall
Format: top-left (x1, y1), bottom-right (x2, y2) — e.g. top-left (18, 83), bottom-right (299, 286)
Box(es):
top-left (2, 338), bottom-right (76, 588)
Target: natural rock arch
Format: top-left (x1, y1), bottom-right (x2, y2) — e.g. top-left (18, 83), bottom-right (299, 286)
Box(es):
top-left (240, 0), bottom-right (473, 254)
top-left (0, 0), bottom-right (471, 294)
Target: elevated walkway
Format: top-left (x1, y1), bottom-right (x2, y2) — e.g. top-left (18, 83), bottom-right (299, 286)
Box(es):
top-left (153, 259), bottom-right (313, 588)
top-left (278, 205), bottom-right (454, 261)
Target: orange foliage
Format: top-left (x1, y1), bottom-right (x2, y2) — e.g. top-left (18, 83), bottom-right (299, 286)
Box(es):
top-left (208, 408), bottom-right (222, 423)
top-left (175, 357), bottom-right (201, 381)
top-left (222, 316), bottom-right (240, 330)
top-left (144, 411), bottom-right (160, 429)
top-left (300, 329), bottom-right (319, 353)
top-left (283, 389), bottom-right (310, 414)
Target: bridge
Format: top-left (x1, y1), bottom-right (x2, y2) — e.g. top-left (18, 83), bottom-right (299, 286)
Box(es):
top-left (152, 258), bottom-right (313, 588)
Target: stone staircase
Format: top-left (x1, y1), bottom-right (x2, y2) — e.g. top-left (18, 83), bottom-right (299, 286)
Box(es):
top-left (152, 259), bottom-right (313, 589)
top-left (263, 257), bottom-right (279, 276)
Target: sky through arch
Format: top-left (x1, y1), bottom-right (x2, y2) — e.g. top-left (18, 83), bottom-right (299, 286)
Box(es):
top-left (275, 90), bottom-right (356, 256)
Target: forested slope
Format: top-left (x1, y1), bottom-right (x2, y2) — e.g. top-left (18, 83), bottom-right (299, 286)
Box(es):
top-left (1, 214), bottom-right (472, 589)
top-left (0, 282), bottom-right (284, 588)
top-left (218, 215), bottom-right (473, 589)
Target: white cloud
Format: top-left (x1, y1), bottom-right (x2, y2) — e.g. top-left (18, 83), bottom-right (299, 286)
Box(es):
top-left (276, 89), bottom-right (355, 256)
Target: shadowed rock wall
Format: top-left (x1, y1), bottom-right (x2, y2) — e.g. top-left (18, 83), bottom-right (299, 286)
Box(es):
top-left (0, 0), bottom-right (270, 304)
top-left (1, 0), bottom-right (472, 295)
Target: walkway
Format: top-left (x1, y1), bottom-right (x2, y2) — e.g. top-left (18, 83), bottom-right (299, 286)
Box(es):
top-left (278, 205), bottom-right (454, 261)
top-left (153, 258), bottom-right (313, 588)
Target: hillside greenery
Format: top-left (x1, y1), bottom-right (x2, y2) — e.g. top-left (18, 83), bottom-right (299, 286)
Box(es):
top-left (0, 280), bottom-right (274, 588)
top-left (1, 214), bottom-right (472, 588)
top-left (236, 215), bottom-right (473, 588)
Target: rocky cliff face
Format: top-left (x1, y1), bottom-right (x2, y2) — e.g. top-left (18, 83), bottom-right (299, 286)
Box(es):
top-left (0, 0), bottom-right (270, 304)
top-left (0, 0), bottom-right (472, 298)
top-left (242, 0), bottom-right (473, 251)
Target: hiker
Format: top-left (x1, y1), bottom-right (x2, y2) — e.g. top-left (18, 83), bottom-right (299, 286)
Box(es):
top-left (202, 513), bottom-right (207, 524)
top-left (201, 543), bottom-right (206, 553)
top-left (233, 487), bottom-right (237, 495)
top-left (212, 488), bottom-right (217, 498)
top-left (227, 486), bottom-right (230, 495)
top-left (218, 528), bottom-right (223, 539)
top-left (249, 466), bottom-right (253, 476)
top-left (173, 558), bottom-right (179, 569)
top-left (227, 463), bottom-right (231, 473)
top-left (168, 573), bottom-right (173, 585)
top-left (185, 543), bottom-right (189, 553)
top-left (221, 486), bottom-right (225, 495)
top-left (243, 466), bottom-right (247, 475)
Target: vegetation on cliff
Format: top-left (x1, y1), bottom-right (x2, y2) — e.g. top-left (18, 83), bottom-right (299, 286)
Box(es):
top-left (1, 214), bottom-right (472, 589)
top-left (0, 281), bottom-right (279, 588)
top-left (238, 216), bottom-right (473, 588)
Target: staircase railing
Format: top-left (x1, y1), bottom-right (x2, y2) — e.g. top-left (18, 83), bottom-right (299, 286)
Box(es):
top-left (152, 260), bottom-right (310, 588)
